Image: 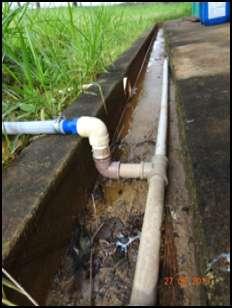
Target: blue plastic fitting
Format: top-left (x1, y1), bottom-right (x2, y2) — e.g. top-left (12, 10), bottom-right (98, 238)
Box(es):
top-left (61, 118), bottom-right (78, 135)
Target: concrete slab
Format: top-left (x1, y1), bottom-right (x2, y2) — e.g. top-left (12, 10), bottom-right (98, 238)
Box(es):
top-left (164, 20), bottom-right (230, 306)
top-left (166, 20), bottom-right (229, 79)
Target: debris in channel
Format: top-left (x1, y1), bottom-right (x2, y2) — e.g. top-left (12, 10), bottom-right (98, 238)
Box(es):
top-left (116, 232), bottom-right (141, 253)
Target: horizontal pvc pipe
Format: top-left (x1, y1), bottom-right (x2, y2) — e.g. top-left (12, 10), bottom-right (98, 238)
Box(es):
top-left (2, 116), bottom-right (157, 179)
top-left (119, 162), bottom-right (154, 179)
top-left (2, 118), bottom-right (81, 135)
top-left (95, 159), bottom-right (155, 180)
top-left (130, 57), bottom-right (169, 306)
top-left (2, 120), bottom-right (60, 135)
top-left (119, 163), bottom-right (145, 179)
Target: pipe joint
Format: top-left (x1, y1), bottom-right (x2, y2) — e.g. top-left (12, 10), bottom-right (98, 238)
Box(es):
top-left (149, 154), bottom-right (168, 184)
top-left (77, 116), bottom-right (110, 159)
top-left (94, 158), bottom-right (120, 179)
top-left (59, 118), bottom-right (78, 135)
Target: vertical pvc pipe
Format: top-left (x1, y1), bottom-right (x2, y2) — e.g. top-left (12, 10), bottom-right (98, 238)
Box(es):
top-left (155, 57), bottom-right (168, 156)
top-left (130, 58), bottom-right (169, 306)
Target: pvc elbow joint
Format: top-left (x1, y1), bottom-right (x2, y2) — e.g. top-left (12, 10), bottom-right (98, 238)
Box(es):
top-left (60, 116), bottom-right (110, 160)
top-left (94, 158), bottom-right (120, 179)
top-left (77, 117), bottom-right (110, 160)
top-left (60, 117), bottom-right (158, 180)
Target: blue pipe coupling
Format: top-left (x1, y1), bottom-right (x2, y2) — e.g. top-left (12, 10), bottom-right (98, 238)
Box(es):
top-left (59, 118), bottom-right (79, 135)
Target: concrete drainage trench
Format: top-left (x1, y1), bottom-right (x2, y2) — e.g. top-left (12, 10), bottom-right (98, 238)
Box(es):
top-left (44, 29), bottom-right (198, 306)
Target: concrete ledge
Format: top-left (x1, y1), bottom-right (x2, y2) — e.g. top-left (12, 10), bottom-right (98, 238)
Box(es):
top-left (2, 25), bottom-right (157, 304)
top-left (164, 20), bottom-right (230, 306)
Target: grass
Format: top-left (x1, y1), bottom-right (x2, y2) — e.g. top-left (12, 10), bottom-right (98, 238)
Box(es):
top-left (2, 2), bottom-right (191, 166)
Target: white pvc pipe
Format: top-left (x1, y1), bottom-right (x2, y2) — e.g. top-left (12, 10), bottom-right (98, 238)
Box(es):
top-left (155, 57), bottom-right (168, 156)
top-left (2, 120), bottom-right (59, 135)
top-left (130, 57), bottom-right (169, 306)
top-left (119, 162), bottom-right (154, 179)
top-left (130, 175), bottom-right (166, 305)
top-left (2, 116), bottom-right (155, 179)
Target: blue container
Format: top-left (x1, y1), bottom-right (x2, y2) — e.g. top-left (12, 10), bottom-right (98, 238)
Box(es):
top-left (200, 2), bottom-right (230, 26)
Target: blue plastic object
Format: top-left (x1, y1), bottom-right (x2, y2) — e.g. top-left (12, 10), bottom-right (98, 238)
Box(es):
top-left (199, 2), bottom-right (230, 26)
top-left (61, 118), bottom-right (78, 135)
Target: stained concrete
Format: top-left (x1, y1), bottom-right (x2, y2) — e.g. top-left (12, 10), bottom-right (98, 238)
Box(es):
top-left (165, 20), bottom-right (229, 80)
top-left (164, 20), bottom-right (230, 306)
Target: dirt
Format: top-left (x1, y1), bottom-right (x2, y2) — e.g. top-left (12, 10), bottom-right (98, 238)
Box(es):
top-left (46, 178), bottom-right (146, 306)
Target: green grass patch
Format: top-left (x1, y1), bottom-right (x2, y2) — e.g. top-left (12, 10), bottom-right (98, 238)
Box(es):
top-left (2, 2), bottom-right (191, 166)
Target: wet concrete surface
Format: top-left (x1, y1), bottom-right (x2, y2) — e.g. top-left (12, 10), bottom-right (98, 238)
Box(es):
top-left (46, 29), bottom-right (166, 306)
top-left (164, 20), bottom-right (230, 305)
